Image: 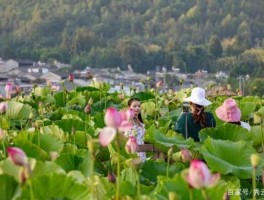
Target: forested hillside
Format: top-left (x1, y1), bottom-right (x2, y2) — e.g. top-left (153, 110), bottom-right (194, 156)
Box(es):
top-left (0, 0), bottom-right (264, 79)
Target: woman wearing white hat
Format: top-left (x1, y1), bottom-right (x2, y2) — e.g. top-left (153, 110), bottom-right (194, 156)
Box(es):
top-left (175, 87), bottom-right (216, 142)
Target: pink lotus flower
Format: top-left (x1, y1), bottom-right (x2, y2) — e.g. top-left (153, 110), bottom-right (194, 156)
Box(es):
top-left (5, 83), bottom-right (13, 99)
top-left (125, 136), bottom-right (138, 154)
top-left (5, 83), bottom-right (13, 93)
top-left (0, 102), bottom-right (7, 114)
top-left (99, 108), bottom-right (133, 146)
top-left (68, 74), bottom-right (74, 82)
top-left (185, 160), bottom-right (220, 189)
top-left (7, 147), bottom-right (28, 167)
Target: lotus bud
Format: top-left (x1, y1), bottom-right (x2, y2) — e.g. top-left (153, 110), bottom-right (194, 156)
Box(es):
top-left (107, 172), bottom-right (116, 183)
top-left (156, 80), bottom-right (163, 88)
top-left (118, 92), bottom-right (125, 100)
top-left (50, 151), bottom-right (59, 161)
top-left (185, 160), bottom-right (220, 189)
top-left (7, 147), bottom-right (28, 167)
top-left (168, 192), bottom-right (177, 200)
top-left (5, 83), bottom-right (13, 92)
top-left (181, 149), bottom-right (193, 163)
top-left (0, 102), bottom-right (7, 114)
top-left (87, 140), bottom-right (94, 154)
top-left (68, 74), bottom-right (74, 82)
top-left (251, 153), bottom-right (260, 168)
top-left (172, 152), bottom-right (181, 162)
top-left (84, 104), bottom-right (91, 114)
top-left (88, 98), bottom-right (93, 105)
top-left (167, 147), bottom-right (173, 158)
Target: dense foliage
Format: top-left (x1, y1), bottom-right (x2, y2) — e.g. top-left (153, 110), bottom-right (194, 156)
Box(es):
top-left (0, 81), bottom-right (264, 199)
top-left (0, 0), bottom-right (264, 78)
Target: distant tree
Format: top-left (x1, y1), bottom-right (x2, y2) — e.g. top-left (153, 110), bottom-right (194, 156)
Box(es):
top-left (208, 35), bottom-right (223, 58)
top-left (116, 39), bottom-right (146, 72)
top-left (247, 78), bottom-right (264, 96)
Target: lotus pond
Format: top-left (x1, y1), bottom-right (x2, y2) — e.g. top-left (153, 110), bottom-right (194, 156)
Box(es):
top-left (0, 81), bottom-right (264, 200)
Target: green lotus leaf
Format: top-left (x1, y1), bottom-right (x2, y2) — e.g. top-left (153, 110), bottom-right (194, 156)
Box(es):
top-left (141, 101), bottom-right (156, 117)
top-left (62, 114), bottom-right (83, 121)
top-left (55, 149), bottom-right (93, 177)
top-left (13, 140), bottom-right (49, 161)
top-left (140, 160), bottom-right (185, 183)
top-left (0, 175), bottom-right (18, 200)
top-left (40, 125), bottom-right (65, 140)
top-left (6, 101), bottom-right (32, 119)
top-left (34, 86), bottom-right (52, 96)
top-left (68, 131), bottom-right (91, 148)
top-left (13, 131), bottom-right (64, 156)
top-left (54, 119), bottom-right (85, 132)
top-left (32, 133), bottom-right (64, 154)
top-left (17, 174), bottom-right (90, 200)
top-left (66, 94), bottom-right (86, 107)
top-left (256, 106), bottom-right (264, 118)
top-left (32, 161), bottom-right (66, 177)
top-left (239, 102), bottom-right (256, 121)
top-left (0, 115), bottom-right (10, 129)
top-left (201, 138), bottom-right (262, 179)
top-left (93, 112), bottom-right (105, 128)
top-left (54, 91), bottom-right (66, 107)
top-left (75, 86), bottom-right (99, 92)
top-left (133, 91), bottom-right (155, 101)
top-left (41, 94), bottom-right (56, 105)
top-left (67, 170), bottom-right (85, 184)
top-left (145, 125), bottom-right (195, 152)
top-left (0, 159), bottom-right (21, 182)
top-left (199, 123), bottom-right (252, 143)
top-left (250, 125), bottom-right (264, 148)
top-left (121, 167), bottom-right (138, 187)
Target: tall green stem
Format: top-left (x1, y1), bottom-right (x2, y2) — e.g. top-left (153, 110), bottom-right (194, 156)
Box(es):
top-left (252, 166), bottom-right (257, 200)
top-left (28, 179), bottom-right (35, 200)
top-left (115, 140), bottom-right (121, 200)
top-left (1, 141), bottom-right (6, 158)
top-left (201, 189), bottom-right (209, 200)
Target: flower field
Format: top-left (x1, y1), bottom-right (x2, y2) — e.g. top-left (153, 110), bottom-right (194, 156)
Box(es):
top-left (0, 81), bottom-right (264, 200)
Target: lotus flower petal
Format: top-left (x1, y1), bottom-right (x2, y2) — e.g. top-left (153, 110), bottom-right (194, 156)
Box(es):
top-left (118, 121), bottom-right (133, 132)
top-left (99, 127), bottom-right (117, 146)
top-left (104, 108), bottom-right (122, 129)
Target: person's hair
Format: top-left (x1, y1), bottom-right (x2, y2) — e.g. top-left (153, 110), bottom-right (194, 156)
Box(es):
top-left (228, 121), bottom-right (241, 125)
top-left (191, 102), bottom-right (206, 127)
top-left (128, 97), bottom-right (143, 124)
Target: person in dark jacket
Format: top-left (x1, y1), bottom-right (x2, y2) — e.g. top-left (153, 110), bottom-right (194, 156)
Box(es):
top-left (175, 87), bottom-right (216, 142)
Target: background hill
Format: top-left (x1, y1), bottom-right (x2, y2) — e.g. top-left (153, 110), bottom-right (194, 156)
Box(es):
top-left (0, 0), bottom-right (264, 83)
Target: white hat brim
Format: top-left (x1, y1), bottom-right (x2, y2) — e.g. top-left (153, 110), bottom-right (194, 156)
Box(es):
top-left (184, 96), bottom-right (212, 107)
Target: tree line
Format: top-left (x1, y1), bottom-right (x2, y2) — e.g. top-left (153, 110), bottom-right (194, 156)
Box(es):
top-left (0, 0), bottom-right (264, 95)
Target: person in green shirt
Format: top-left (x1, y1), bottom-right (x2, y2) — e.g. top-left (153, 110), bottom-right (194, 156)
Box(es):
top-left (175, 87), bottom-right (216, 142)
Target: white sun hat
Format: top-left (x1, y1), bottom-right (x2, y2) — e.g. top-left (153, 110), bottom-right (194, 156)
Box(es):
top-left (184, 87), bottom-right (212, 107)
